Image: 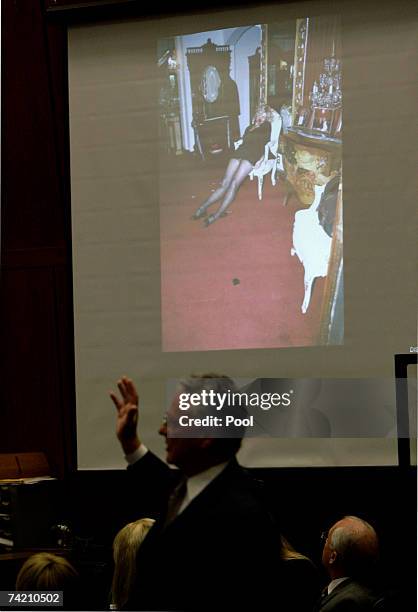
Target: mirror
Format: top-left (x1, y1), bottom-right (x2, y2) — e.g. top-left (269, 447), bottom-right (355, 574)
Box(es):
top-left (201, 65), bottom-right (221, 103)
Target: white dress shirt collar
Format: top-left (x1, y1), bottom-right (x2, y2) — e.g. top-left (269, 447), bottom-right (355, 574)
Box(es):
top-left (327, 576), bottom-right (350, 595)
top-left (179, 461), bottom-right (228, 513)
top-left (124, 447), bottom-right (229, 516)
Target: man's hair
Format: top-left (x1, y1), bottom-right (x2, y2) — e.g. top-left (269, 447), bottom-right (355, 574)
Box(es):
top-left (179, 373), bottom-right (247, 459)
top-left (16, 552), bottom-right (79, 591)
top-left (179, 373), bottom-right (238, 408)
top-left (112, 518), bottom-right (155, 610)
top-left (329, 516), bottom-right (379, 578)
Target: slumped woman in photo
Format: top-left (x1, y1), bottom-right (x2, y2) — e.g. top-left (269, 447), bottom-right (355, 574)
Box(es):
top-left (192, 104), bottom-right (279, 226)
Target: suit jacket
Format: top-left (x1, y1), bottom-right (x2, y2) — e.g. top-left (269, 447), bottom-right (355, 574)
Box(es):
top-left (316, 578), bottom-right (382, 612)
top-left (126, 452), bottom-right (283, 610)
top-left (281, 557), bottom-right (320, 612)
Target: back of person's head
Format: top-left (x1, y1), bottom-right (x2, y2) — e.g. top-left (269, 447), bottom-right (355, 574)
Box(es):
top-left (179, 373), bottom-right (246, 460)
top-left (16, 553), bottom-right (79, 607)
top-left (111, 518), bottom-right (155, 610)
top-left (328, 515), bottom-right (379, 580)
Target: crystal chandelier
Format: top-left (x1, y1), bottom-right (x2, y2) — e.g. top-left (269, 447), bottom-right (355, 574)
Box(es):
top-left (310, 56), bottom-right (342, 109)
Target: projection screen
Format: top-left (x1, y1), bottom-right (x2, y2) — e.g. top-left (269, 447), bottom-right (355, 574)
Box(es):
top-left (68, 0), bottom-right (417, 469)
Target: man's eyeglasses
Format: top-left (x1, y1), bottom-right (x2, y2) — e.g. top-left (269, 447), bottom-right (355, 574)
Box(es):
top-left (320, 530), bottom-right (329, 546)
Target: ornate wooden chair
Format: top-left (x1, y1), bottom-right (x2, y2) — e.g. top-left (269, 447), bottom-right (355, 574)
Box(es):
top-left (247, 111), bottom-right (283, 200)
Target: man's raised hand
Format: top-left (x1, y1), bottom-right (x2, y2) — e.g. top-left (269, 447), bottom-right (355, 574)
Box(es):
top-left (110, 376), bottom-right (141, 455)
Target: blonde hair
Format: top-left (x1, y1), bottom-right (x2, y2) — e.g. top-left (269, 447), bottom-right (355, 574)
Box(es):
top-left (254, 104), bottom-right (278, 123)
top-left (280, 535), bottom-right (310, 561)
top-left (111, 518), bottom-right (155, 610)
top-left (16, 552), bottom-right (78, 590)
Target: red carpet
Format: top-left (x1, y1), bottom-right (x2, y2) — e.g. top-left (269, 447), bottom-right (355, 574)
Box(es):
top-left (160, 155), bottom-right (324, 352)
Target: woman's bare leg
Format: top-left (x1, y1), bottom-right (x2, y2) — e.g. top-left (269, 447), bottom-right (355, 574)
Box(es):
top-left (192, 158), bottom-right (240, 218)
top-left (205, 159), bottom-right (253, 225)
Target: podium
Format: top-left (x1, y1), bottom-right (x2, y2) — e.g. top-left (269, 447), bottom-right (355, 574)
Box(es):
top-left (0, 453), bottom-right (58, 550)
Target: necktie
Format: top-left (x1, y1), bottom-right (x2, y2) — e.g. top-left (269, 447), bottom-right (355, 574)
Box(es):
top-left (164, 478), bottom-right (188, 527)
top-left (313, 587), bottom-right (329, 612)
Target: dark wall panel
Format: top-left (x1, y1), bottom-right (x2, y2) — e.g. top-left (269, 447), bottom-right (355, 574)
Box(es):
top-left (1, 266), bottom-right (69, 475)
top-left (1, 0), bottom-right (73, 476)
top-left (2, 0), bottom-right (67, 251)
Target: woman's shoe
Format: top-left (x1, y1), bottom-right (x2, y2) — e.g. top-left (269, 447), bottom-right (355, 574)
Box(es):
top-left (191, 205), bottom-right (208, 220)
top-left (204, 214), bottom-right (218, 227)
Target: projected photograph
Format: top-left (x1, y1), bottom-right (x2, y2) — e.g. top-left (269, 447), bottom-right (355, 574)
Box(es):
top-left (159, 16), bottom-right (343, 351)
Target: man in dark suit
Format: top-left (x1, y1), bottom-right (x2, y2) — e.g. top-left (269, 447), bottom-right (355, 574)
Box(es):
top-left (110, 374), bottom-right (283, 611)
top-left (316, 516), bottom-right (382, 611)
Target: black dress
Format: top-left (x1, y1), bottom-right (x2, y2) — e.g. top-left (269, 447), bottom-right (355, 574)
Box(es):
top-left (235, 120), bottom-right (271, 164)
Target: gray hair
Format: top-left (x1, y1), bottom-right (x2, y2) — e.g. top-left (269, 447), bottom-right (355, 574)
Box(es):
top-left (329, 516), bottom-right (379, 577)
top-left (179, 373), bottom-right (237, 405)
top-left (178, 373), bottom-right (246, 456)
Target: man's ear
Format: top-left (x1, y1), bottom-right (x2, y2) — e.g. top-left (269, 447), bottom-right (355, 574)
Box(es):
top-left (200, 438), bottom-right (214, 450)
top-left (329, 550), bottom-right (338, 565)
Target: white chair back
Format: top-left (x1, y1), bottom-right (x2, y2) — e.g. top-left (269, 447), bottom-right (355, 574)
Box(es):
top-left (279, 106), bottom-right (292, 133)
top-left (269, 113), bottom-right (282, 155)
top-left (309, 183), bottom-right (327, 212)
